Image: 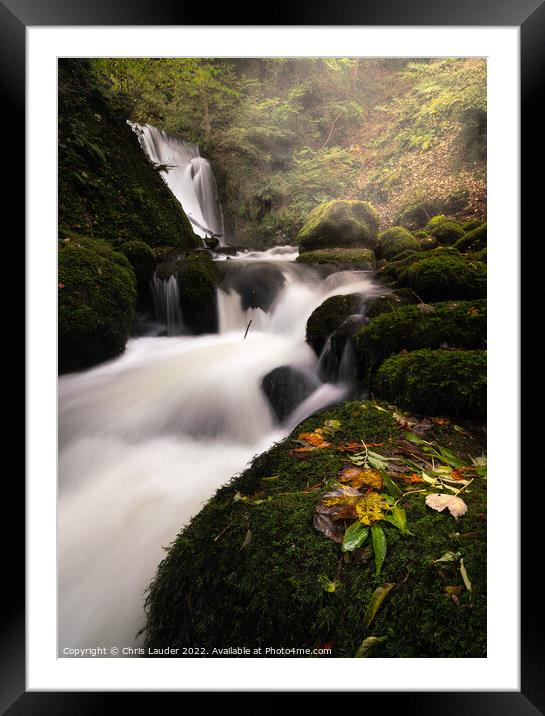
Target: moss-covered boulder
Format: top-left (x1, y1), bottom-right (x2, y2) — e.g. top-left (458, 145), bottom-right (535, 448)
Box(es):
top-left (364, 289), bottom-right (418, 320)
top-left (297, 200), bottom-right (380, 253)
top-left (177, 253), bottom-right (220, 334)
top-left (355, 300), bottom-right (487, 377)
top-left (377, 226), bottom-right (420, 260)
top-left (462, 218), bottom-right (484, 232)
top-left (58, 237), bottom-right (136, 373)
top-left (428, 220), bottom-right (465, 246)
top-left (58, 59), bottom-right (200, 250)
top-left (296, 248), bottom-right (376, 271)
top-left (375, 349), bottom-right (486, 418)
top-left (378, 246), bottom-right (459, 285)
top-left (144, 400), bottom-right (486, 657)
top-left (120, 240), bottom-right (155, 284)
top-left (306, 293), bottom-right (363, 356)
top-left (398, 255), bottom-right (487, 301)
top-left (454, 223), bottom-right (487, 253)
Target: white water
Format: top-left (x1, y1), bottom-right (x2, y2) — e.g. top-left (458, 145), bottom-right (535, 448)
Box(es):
top-left (133, 123), bottom-right (224, 242)
top-left (58, 249), bottom-right (384, 653)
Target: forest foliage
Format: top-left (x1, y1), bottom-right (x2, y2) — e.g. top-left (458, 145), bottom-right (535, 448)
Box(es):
top-left (92, 57), bottom-right (486, 245)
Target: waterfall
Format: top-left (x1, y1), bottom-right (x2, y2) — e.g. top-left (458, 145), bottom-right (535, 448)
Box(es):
top-left (58, 248), bottom-right (385, 653)
top-left (150, 274), bottom-right (185, 336)
top-left (132, 123), bottom-right (225, 244)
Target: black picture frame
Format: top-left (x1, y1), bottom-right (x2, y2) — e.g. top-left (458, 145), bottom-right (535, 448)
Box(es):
top-left (10, 0), bottom-right (539, 710)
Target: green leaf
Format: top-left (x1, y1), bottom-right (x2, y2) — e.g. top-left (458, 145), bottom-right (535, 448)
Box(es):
top-left (342, 522), bottom-right (369, 552)
top-left (371, 524), bottom-right (387, 576)
top-left (354, 635), bottom-right (387, 658)
top-left (433, 550), bottom-right (461, 563)
top-left (403, 431), bottom-right (427, 445)
top-left (363, 583), bottom-right (395, 629)
top-left (318, 575), bottom-right (337, 593)
top-left (438, 446), bottom-right (465, 468)
top-left (460, 558), bottom-right (472, 591)
top-left (367, 450), bottom-right (394, 471)
top-left (380, 469), bottom-right (402, 498)
top-left (384, 504), bottom-right (409, 534)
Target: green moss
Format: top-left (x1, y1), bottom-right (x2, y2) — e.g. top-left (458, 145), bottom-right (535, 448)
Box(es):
top-left (377, 226), bottom-right (420, 260)
top-left (144, 400), bottom-right (486, 657)
top-left (474, 247), bottom-right (487, 263)
top-left (297, 200), bottom-right (380, 253)
top-left (120, 240), bottom-right (155, 284)
top-left (306, 293), bottom-right (363, 355)
top-left (58, 60), bottom-right (200, 250)
top-left (425, 215), bottom-right (448, 231)
top-left (364, 289), bottom-right (418, 320)
top-left (375, 349), bottom-right (486, 418)
top-left (177, 253), bottom-right (220, 334)
top-left (58, 237), bottom-right (136, 373)
top-left (462, 218), bottom-right (484, 232)
top-left (429, 220), bottom-right (465, 246)
top-left (398, 255), bottom-right (487, 301)
top-left (454, 223), bottom-right (487, 253)
top-left (296, 248), bottom-right (376, 271)
top-left (378, 246), bottom-right (459, 285)
top-left (355, 300), bottom-right (487, 377)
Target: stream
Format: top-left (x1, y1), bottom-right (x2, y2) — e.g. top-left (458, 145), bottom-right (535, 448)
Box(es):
top-left (58, 247), bottom-right (384, 652)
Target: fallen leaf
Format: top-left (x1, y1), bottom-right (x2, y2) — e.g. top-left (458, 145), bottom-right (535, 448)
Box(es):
top-left (460, 558), bottom-right (472, 591)
top-left (354, 635), bottom-right (387, 657)
top-left (318, 574), bottom-right (337, 593)
top-left (371, 524), bottom-right (388, 576)
top-left (313, 505), bottom-right (345, 543)
top-left (342, 522), bottom-right (369, 552)
top-left (363, 582), bottom-right (394, 628)
top-left (339, 466), bottom-right (383, 490)
top-left (434, 551), bottom-right (461, 563)
top-left (425, 493), bottom-right (468, 520)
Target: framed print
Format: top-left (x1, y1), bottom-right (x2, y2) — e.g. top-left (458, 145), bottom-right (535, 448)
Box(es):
top-left (10, 0), bottom-right (540, 709)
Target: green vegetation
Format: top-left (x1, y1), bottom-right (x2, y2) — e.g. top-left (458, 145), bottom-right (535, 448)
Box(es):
top-left (177, 253), bottom-right (220, 334)
top-left (428, 220), bottom-right (465, 246)
top-left (120, 240), bottom-right (156, 284)
top-left (454, 223), bottom-right (487, 253)
top-left (58, 237), bottom-right (136, 373)
top-left (90, 58), bottom-right (486, 242)
top-left (296, 248), bottom-right (376, 271)
top-left (306, 293), bottom-right (363, 355)
top-left (397, 254), bottom-right (487, 301)
top-left (377, 226), bottom-right (420, 260)
top-left (145, 400), bottom-right (486, 657)
top-left (375, 349), bottom-right (486, 418)
top-left (364, 290), bottom-right (418, 320)
top-left (297, 200), bottom-right (380, 253)
top-left (58, 59), bottom-right (199, 250)
top-left (355, 300), bottom-right (487, 376)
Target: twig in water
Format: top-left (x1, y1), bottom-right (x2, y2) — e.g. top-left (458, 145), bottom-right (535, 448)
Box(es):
top-left (243, 320), bottom-right (252, 340)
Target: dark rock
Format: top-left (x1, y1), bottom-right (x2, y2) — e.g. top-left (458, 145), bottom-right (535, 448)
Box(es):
top-left (262, 366), bottom-right (319, 422)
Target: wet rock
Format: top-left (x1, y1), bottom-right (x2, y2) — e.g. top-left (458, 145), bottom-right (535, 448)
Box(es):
top-left (262, 365), bottom-right (319, 422)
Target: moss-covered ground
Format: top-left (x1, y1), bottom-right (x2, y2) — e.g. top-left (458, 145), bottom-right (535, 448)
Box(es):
top-left (145, 400), bottom-right (486, 658)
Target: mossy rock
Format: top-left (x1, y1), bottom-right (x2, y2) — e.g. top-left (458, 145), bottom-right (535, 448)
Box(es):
top-left (58, 237), bottom-right (136, 373)
top-left (306, 293), bottom-right (363, 356)
top-left (394, 200), bottom-right (442, 230)
top-left (120, 240), bottom-right (155, 284)
top-left (377, 226), bottom-right (420, 260)
top-left (454, 223), bottom-right (487, 253)
top-left (375, 349), bottom-right (486, 418)
top-left (365, 289), bottom-right (418, 320)
top-left (355, 300), bottom-right (487, 377)
top-left (398, 255), bottom-right (487, 301)
top-left (297, 200), bottom-right (380, 253)
top-left (429, 220), bottom-right (465, 246)
top-left (58, 60), bottom-right (200, 250)
top-left (144, 400), bottom-right (486, 657)
top-left (378, 246), bottom-right (459, 285)
top-left (177, 253), bottom-right (220, 334)
top-left (296, 248), bottom-right (376, 271)
top-left (462, 218), bottom-right (484, 232)
top-left (425, 215), bottom-right (449, 231)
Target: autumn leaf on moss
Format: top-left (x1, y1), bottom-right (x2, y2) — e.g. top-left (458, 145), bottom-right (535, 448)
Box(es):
top-left (338, 466), bottom-right (383, 490)
top-left (425, 493), bottom-right (468, 520)
top-left (354, 492), bottom-right (390, 526)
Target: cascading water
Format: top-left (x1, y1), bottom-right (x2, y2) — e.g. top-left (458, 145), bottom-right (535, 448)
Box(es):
top-left (150, 274), bottom-right (185, 336)
top-left (133, 123), bottom-right (225, 243)
top-left (58, 247), bottom-right (385, 653)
